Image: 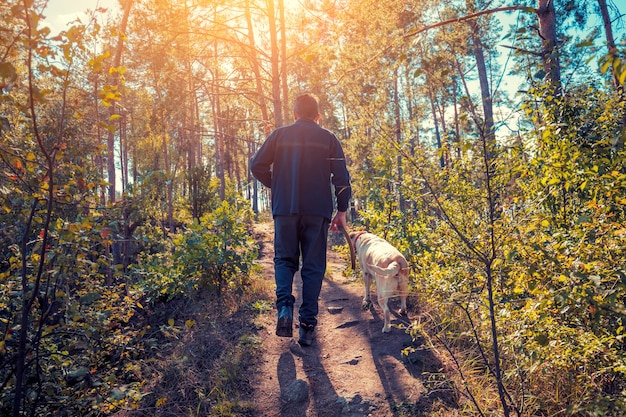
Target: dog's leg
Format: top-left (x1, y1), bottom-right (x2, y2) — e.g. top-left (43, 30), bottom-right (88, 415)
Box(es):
top-left (377, 290), bottom-right (391, 333)
top-left (362, 271), bottom-right (372, 310)
top-left (399, 274), bottom-right (408, 316)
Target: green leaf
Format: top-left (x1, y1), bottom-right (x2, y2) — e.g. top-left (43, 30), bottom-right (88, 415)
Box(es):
top-left (111, 388), bottom-right (126, 401)
top-left (534, 333), bottom-right (549, 346)
top-left (575, 41), bottom-right (594, 48)
top-left (79, 292), bottom-right (101, 305)
top-left (66, 367), bottom-right (89, 380)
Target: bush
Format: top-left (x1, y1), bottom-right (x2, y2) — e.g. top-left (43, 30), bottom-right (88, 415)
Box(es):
top-left (134, 200), bottom-right (259, 302)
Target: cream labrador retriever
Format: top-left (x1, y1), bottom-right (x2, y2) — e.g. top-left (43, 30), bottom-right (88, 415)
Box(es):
top-left (344, 230), bottom-right (409, 333)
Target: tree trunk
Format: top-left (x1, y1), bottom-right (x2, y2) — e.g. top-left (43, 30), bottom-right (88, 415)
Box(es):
top-left (210, 8), bottom-right (226, 201)
top-left (13, 6), bottom-right (57, 413)
top-left (452, 77), bottom-right (460, 162)
top-left (418, 42), bottom-right (444, 167)
top-left (537, 0), bottom-right (561, 92)
top-left (597, 0), bottom-right (620, 90)
top-left (106, 0), bottom-right (133, 204)
top-left (94, 78), bottom-right (106, 206)
top-left (213, 88), bottom-right (225, 200)
top-left (393, 68), bottom-right (405, 211)
top-left (164, 127), bottom-right (174, 230)
top-left (267, 0), bottom-right (283, 127)
top-left (597, 0), bottom-right (625, 149)
top-left (245, 0), bottom-right (270, 133)
top-left (402, 61), bottom-right (418, 156)
top-left (244, 0), bottom-right (270, 213)
top-left (120, 111), bottom-right (128, 194)
top-left (429, 89), bottom-right (444, 168)
top-left (466, 0), bottom-right (496, 157)
top-left (189, 105), bottom-right (201, 220)
top-left (279, 0), bottom-right (290, 124)
top-left (224, 106), bottom-right (232, 184)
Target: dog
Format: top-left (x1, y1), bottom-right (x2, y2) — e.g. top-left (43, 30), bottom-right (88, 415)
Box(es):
top-left (348, 231), bottom-right (409, 333)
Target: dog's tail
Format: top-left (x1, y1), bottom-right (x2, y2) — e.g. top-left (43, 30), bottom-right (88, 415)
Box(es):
top-left (366, 261), bottom-right (402, 277)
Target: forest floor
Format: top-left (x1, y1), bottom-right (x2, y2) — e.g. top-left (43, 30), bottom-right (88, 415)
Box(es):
top-left (248, 222), bottom-right (459, 417)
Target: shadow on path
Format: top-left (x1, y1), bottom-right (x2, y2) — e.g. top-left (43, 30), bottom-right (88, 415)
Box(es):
top-left (251, 224), bottom-right (458, 416)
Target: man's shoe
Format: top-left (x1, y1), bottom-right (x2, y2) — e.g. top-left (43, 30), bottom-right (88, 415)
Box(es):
top-left (276, 306), bottom-right (293, 337)
top-left (298, 323), bottom-right (315, 346)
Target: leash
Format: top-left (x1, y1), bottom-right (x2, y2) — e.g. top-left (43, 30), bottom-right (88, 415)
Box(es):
top-left (338, 225), bottom-right (357, 270)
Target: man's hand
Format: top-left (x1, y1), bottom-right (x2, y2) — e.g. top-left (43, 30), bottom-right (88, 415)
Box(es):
top-left (329, 211), bottom-right (347, 232)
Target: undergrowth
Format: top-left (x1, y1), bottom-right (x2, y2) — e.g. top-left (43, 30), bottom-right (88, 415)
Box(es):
top-left (123, 282), bottom-right (272, 417)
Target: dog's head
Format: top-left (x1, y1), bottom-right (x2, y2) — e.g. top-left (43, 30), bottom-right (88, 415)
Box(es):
top-left (348, 231), bottom-right (368, 249)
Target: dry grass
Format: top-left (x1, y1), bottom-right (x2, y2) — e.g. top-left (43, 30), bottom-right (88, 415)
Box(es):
top-left (115, 279), bottom-right (273, 417)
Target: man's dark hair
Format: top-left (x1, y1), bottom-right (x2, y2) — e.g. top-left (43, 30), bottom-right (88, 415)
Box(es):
top-left (293, 93), bottom-right (319, 119)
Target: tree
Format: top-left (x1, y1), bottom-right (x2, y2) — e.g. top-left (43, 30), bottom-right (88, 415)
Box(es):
top-left (530, 1), bottom-right (560, 92)
top-left (267, 0), bottom-right (283, 127)
top-left (106, 0), bottom-right (133, 204)
top-left (598, 0), bottom-right (626, 149)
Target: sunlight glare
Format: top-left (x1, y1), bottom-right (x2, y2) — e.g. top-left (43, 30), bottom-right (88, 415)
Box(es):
top-left (282, 0), bottom-right (303, 12)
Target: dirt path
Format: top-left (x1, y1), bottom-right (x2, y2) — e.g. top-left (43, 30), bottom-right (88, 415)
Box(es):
top-left (250, 223), bottom-right (456, 417)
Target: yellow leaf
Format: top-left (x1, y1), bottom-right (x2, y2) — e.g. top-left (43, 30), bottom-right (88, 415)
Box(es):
top-left (109, 114), bottom-right (121, 121)
top-left (168, 318), bottom-right (174, 326)
top-left (601, 60), bottom-right (611, 74)
top-left (136, 301), bottom-right (143, 309)
top-left (185, 319), bottom-right (195, 329)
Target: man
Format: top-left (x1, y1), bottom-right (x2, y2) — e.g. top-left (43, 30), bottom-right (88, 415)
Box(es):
top-left (250, 93), bottom-right (351, 346)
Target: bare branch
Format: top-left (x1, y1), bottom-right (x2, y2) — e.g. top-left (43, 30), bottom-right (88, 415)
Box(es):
top-left (403, 5), bottom-right (536, 40)
top-left (500, 44), bottom-right (543, 57)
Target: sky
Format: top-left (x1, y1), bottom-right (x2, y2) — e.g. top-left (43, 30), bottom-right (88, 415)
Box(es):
top-left (45, 0), bottom-right (119, 34)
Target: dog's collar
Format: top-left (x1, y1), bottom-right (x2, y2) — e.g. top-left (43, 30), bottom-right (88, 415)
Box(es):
top-left (353, 231), bottom-right (367, 245)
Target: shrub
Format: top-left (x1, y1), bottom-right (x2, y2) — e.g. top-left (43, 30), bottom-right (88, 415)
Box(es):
top-left (135, 200), bottom-right (258, 301)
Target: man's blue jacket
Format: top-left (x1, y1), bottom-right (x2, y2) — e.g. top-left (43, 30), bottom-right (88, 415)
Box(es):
top-left (250, 118), bottom-right (351, 220)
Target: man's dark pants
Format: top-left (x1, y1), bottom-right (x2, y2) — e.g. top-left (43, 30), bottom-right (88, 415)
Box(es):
top-left (273, 215), bottom-right (329, 327)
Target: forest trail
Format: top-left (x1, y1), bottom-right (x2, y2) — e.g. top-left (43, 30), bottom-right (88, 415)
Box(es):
top-left (249, 222), bottom-right (457, 417)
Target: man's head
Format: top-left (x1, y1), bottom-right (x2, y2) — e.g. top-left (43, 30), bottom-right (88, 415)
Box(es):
top-left (293, 93), bottom-right (320, 121)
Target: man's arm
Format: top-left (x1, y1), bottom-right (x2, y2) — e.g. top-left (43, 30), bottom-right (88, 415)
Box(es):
top-left (329, 135), bottom-right (351, 212)
top-left (250, 135), bottom-right (275, 187)
top-left (329, 136), bottom-right (351, 232)
top-left (329, 210), bottom-right (347, 232)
